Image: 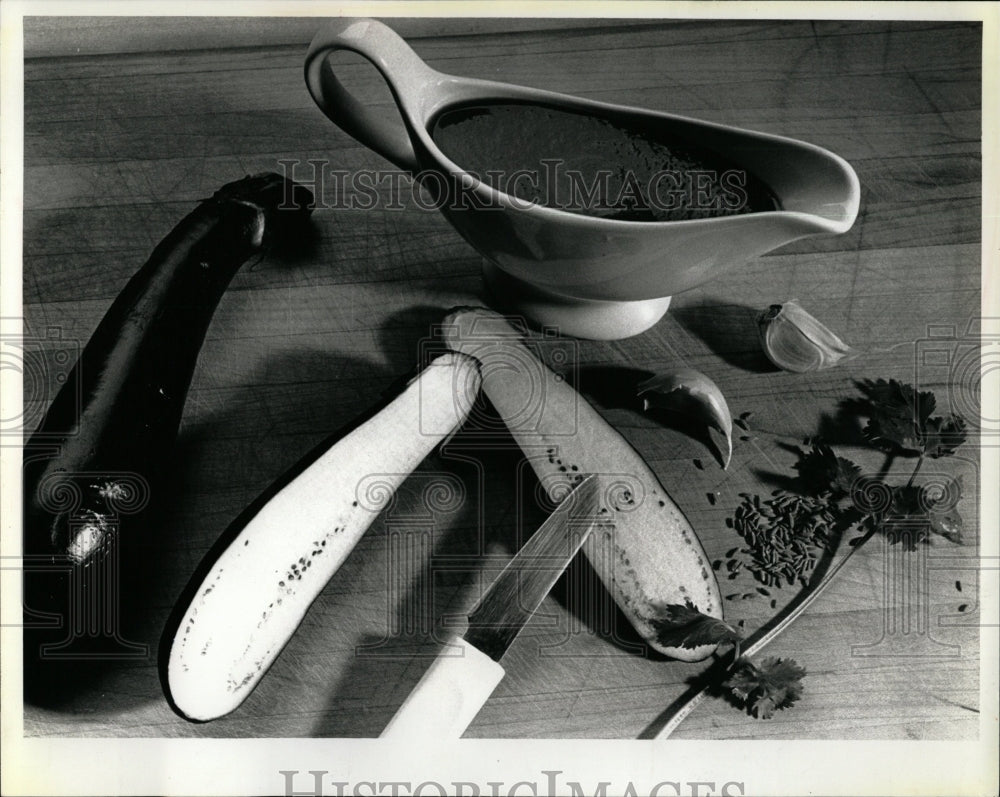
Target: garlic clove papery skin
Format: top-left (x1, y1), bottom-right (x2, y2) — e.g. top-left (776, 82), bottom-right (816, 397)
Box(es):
top-left (758, 301), bottom-right (855, 373)
top-left (638, 368), bottom-right (733, 469)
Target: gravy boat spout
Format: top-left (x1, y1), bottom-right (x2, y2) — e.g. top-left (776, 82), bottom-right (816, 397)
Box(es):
top-left (305, 18), bottom-right (860, 339)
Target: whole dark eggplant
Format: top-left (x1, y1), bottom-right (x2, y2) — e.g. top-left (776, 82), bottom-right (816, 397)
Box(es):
top-left (22, 173), bottom-right (312, 675)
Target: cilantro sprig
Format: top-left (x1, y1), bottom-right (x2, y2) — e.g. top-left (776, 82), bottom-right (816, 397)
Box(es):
top-left (858, 378), bottom-right (967, 457)
top-left (724, 656), bottom-right (806, 719)
top-left (652, 599), bottom-right (743, 652)
top-left (652, 379), bottom-right (967, 738)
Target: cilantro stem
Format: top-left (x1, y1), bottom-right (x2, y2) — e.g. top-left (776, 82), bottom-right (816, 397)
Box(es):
top-left (906, 455), bottom-right (925, 488)
top-left (878, 452), bottom-right (897, 481)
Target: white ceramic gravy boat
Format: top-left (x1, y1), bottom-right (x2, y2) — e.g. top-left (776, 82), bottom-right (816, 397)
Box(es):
top-left (305, 18), bottom-right (860, 339)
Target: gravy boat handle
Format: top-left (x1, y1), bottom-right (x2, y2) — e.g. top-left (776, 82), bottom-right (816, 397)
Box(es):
top-left (305, 18), bottom-right (437, 172)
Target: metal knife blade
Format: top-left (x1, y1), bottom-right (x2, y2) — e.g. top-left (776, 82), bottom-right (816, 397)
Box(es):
top-left (379, 474), bottom-right (600, 738)
top-left (463, 473), bottom-right (600, 661)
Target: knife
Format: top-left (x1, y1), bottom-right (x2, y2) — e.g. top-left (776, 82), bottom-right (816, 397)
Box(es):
top-left (380, 474), bottom-right (600, 738)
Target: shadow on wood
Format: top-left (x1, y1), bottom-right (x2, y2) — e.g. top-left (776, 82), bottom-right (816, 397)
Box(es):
top-left (670, 300), bottom-right (774, 373)
top-left (573, 364), bottom-right (652, 411)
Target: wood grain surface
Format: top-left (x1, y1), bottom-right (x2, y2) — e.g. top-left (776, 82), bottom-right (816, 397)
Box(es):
top-left (20, 17), bottom-right (982, 740)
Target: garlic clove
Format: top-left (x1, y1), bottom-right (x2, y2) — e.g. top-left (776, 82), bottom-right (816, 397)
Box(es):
top-left (758, 301), bottom-right (855, 373)
top-left (638, 368), bottom-right (733, 469)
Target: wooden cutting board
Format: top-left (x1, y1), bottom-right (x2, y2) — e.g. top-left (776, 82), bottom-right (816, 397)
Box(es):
top-left (19, 17), bottom-right (981, 742)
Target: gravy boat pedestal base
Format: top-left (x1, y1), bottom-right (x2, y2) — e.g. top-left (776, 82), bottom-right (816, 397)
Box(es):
top-left (482, 261), bottom-right (672, 340)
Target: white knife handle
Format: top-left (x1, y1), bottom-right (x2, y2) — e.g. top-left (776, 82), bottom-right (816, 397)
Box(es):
top-left (380, 637), bottom-right (505, 738)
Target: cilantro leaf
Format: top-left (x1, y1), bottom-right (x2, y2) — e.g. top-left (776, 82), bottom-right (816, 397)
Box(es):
top-left (861, 378), bottom-right (936, 421)
top-left (881, 479), bottom-right (964, 549)
top-left (864, 411), bottom-right (921, 453)
top-left (859, 378), bottom-right (923, 452)
top-left (921, 414), bottom-right (967, 459)
top-left (652, 600), bottom-right (743, 650)
top-left (795, 443), bottom-right (862, 498)
top-left (857, 379), bottom-right (966, 457)
top-left (723, 656), bottom-right (806, 719)
top-left (830, 455), bottom-right (863, 496)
